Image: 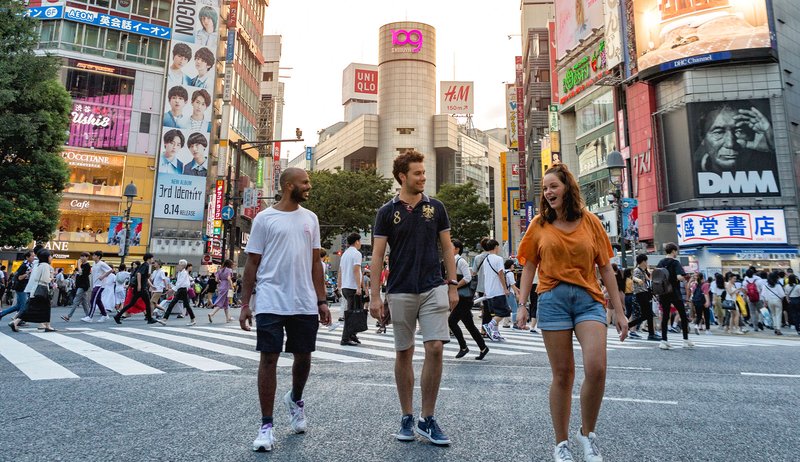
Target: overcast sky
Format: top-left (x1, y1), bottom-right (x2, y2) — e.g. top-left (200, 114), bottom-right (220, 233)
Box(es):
top-left (264, 0), bottom-right (523, 160)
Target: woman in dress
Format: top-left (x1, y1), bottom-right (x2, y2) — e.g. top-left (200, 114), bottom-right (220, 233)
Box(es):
top-left (515, 163), bottom-right (627, 462)
top-left (114, 264), bottom-right (130, 312)
top-left (9, 250), bottom-right (56, 332)
top-left (208, 259), bottom-right (234, 323)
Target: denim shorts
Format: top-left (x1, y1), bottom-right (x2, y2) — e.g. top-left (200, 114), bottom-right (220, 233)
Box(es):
top-left (537, 282), bottom-right (607, 331)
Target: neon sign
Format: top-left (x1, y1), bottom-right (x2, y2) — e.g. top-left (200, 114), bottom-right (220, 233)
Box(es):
top-left (391, 29), bottom-right (423, 53)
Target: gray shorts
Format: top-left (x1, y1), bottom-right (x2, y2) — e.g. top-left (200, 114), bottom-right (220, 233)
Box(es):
top-left (387, 285), bottom-right (450, 351)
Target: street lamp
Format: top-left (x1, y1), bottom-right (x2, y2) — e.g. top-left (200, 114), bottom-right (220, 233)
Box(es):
top-left (606, 150), bottom-right (626, 269)
top-left (120, 181), bottom-right (137, 266)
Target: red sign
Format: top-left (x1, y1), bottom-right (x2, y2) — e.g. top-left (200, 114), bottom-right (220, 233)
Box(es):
top-left (354, 69), bottom-right (378, 95)
top-left (227, 0), bottom-right (238, 28)
top-left (511, 163), bottom-right (519, 176)
top-left (214, 179), bottom-right (224, 221)
top-left (273, 142), bottom-right (281, 161)
top-left (515, 56), bottom-right (527, 231)
top-left (548, 22), bottom-right (559, 101)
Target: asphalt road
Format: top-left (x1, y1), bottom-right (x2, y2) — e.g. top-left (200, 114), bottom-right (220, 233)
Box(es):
top-left (1, 304), bottom-right (798, 462)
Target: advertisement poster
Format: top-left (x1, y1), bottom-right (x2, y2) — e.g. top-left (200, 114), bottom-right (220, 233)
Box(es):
top-left (632, 0), bottom-right (772, 76)
top-left (440, 81), bottom-right (474, 115)
top-left (153, 0), bottom-right (220, 221)
top-left (688, 99), bottom-right (779, 198)
top-left (68, 97), bottom-right (132, 152)
top-left (107, 216), bottom-right (143, 246)
top-left (555, 0), bottom-right (605, 59)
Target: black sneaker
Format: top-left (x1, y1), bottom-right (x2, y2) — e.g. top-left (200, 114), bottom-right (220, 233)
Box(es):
top-left (455, 348), bottom-right (469, 359)
top-left (415, 416), bottom-right (450, 445)
top-left (113, 315), bottom-right (122, 325)
top-left (646, 334), bottom-right (661, 341)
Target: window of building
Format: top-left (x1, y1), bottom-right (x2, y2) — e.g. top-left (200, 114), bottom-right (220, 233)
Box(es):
top-left (263, 71), bottom-right (273, 81)
top-left (61, 150), bottom-right (126, 197)
top-left (396, 128), bottom-right (414, 134)
top-left (576, 89), bottom-right (614, 138)
top-left (140, 113), bottom-right (151, 133)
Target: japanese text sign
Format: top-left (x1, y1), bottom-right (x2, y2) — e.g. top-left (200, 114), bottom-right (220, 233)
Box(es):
top-left (677, 210), bottom-right (787, 246)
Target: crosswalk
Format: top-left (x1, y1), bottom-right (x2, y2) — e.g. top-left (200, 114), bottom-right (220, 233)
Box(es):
top-left (0, 323), bottom-right (797, 381)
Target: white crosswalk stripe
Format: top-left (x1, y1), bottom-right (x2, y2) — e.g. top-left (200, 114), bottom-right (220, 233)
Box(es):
top-left (0, 324), bottom-right (796, 381)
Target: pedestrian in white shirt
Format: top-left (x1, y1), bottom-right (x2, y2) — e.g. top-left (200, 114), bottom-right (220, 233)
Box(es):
top-left (149, 261), bottom-right (170, 314)
top-left (338, 232), bottom-right (363, 345)
top-left (760, 271), bottom-right (786, 335)
top-left (83, 251), bottom-right (113, 322)
top-left (162, 260), bottom-right (196, 325)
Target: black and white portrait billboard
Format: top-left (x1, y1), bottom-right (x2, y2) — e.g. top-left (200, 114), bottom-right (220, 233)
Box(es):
top-left (689, 99), bottom-right (779, 197)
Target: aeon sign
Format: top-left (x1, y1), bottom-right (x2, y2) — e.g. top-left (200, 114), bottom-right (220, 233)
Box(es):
top-left (391, 29), bottom-right (423, 53)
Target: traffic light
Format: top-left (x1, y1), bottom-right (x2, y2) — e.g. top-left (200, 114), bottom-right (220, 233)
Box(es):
top-left (295, 127), bottom-right (302, 140)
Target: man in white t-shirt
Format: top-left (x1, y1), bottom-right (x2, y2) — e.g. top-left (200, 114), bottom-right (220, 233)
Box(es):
top-left (83, 251), bottom-right (113, 322)
top-left (239, 167), bottom-right (331, 453)
top-left (337, 232), bottom-right (363, 345)
top-left (149, 261), bottom-right (170, 314)
top-left (479, 240), bottom-right (510, 342)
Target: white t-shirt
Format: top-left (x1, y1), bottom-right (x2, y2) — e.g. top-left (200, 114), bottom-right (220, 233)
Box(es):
top-left (151, 269), bottom-right (169, 292)
top-left (480, 253), bottom-right (506, 298)
top-left (92, 261), bottom-right (112, 288)
top-left (454, 255), bottom-right (471, 283)
top-left (245, 206), bottom-right (321, 315)
top-left (339, 246), bottom-right (362, 290)
top-left (505, 270), bottom-right (516, 291)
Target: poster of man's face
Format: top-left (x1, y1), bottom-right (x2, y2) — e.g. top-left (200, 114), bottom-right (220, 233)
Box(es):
top-left (689, 98), bottom-right (780, 197)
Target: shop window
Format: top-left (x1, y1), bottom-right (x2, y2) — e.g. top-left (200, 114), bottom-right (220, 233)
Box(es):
top-left (61, 150), bottom-right (126, 197)
top-left (139, 113), bottom-right (151, 133)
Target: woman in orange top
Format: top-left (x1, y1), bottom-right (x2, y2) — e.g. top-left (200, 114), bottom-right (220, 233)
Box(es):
top-left (516, 164), bottom-right (628, 462)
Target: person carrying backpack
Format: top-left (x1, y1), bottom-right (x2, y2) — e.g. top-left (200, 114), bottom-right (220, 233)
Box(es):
top-left (743, 268), bottom-right (766, 331)
top-left (653, 243), bottom-right (693, 350)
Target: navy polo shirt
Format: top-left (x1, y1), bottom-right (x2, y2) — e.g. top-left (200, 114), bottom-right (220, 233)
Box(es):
top-left (374, 194), bottom-right (451, 294)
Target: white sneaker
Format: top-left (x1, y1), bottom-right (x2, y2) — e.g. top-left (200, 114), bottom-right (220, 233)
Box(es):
top-left (97, 316), bottom-right (108, 323)
top-left (573, 429), bottom-right (603, 462)
top-left (692, 324), bottom-right (699, 335)
top-left (283, 390), bottom-right (306, 433)
top-left (186, 320), bottom-right (196, 326)
top-left (704, 330), bottom-right (712, 335)
top-left (659, 340), bottom-right (672, 350)
top-left (554, 440), bottom-right (575, 461)
top-left (252, 424), bottom-right (274, 452)
top-left (683, 340), bottom-right (695, 349)
top-left (328, 322), bottom-right (340, 332)
top-left (80, 316), bottom-right (93, 323)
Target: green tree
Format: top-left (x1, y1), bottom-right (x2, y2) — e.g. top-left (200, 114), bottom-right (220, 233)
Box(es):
top-left (304, 168), bottom-right (393, 248)
top-left (435, 182), bottom-right (492, 250)
top-left (0, 2), bottom-right (71, 247)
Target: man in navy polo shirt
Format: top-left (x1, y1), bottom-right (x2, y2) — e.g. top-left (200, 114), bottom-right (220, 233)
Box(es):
top-left (369, 150), bottom-right (459, 446)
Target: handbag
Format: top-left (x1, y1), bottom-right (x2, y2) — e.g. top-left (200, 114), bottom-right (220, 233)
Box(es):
top-left (33, 268), bottom-right (51, 299)
top-left (344, 308), bottom-right (368, 333)
top-left (721, 299), bottom-right (736, 310)
top-left (467, 256), bottom-right (486, 295)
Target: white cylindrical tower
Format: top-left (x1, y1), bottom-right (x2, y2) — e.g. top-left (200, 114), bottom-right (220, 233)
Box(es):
top-left (377, 22), bottom-right (437, 194)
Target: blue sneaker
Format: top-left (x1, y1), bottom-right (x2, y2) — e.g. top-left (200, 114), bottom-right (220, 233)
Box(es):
top-left (396, 414), bottom-right (415, 441)
top-left (415, 416), bottom-right (450, 445)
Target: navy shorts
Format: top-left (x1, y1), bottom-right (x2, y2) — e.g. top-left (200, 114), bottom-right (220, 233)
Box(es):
top-left (537, 282), bottom-right (606, 331)
top-left (255, 313), bottom-right (319, 353)
top-left (487, 295), bottom-right (511, 318)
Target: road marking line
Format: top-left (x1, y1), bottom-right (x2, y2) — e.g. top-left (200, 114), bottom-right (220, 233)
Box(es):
top-left (165, 327), bottom-right (370, 363)
top-left (741, 372), bottom-right (800, 378)
top-left (572, 395), bottom-right (677, 405)
top-left (353, 382), bottom-right (453, 391)
top-left (0, 332), bottom-right (79, 380)
top-left (112, 327), bottom-right (291, 366)
top-left (577, 365), bottom-right (652, 371)
top-left (84, 331), bottom-right (239, 372)
top-left (31, 332), bottom-right (163, 376)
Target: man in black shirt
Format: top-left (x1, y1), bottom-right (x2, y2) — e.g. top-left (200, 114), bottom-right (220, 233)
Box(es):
top-left (0, 251), bottom-right (35, 321)
top-left (656, 242), bottom-right (693, 350)
top-left (115, 253), bottom-right (160, 324)
top-left (62, 252), bottom-right (92, 322)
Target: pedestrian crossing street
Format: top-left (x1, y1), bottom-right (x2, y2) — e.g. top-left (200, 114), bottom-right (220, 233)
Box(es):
top-left (0, 324), bottom-right (797, 381)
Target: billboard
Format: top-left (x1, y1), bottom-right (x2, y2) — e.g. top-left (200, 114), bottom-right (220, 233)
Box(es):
top-left (689, 99), bottom-right (779, 198)
top-left (440, 81), bottom-right (474, 115)
top-left (342, 64), bottom-right (378, 104)
top-left (107, 216), bottom-right (143, 246)
top-left (632, 0), bottom-right (773, 77)
top-left (555, 0), bottom-right (605, 59)
top-left (677, 210), bottom-right (787, 246)
top-left (153, 0), bottom-right (221, 221)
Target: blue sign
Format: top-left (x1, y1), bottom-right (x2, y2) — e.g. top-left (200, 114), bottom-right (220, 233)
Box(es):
top-left (305, 147), bottom-right (312, 161)
top-left (658, 51), bottom-right (731, 73)
top-left (58, 6), bottom-right (172, 39)
top-left (221, 205), bottom-right (235, 221)
top-left (226, 30), bottom-right (235, 63)
top-left (525, 202), bottom-right (534, 225)
top-left (24, 6), bottom-right (63, 19)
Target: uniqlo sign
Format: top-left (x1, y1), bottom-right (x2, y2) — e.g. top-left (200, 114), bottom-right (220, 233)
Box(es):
top-left (354, 69), bottom-right (377, 94)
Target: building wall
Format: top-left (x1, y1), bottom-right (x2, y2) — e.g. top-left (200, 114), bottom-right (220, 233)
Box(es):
top-left (625, 82), bottom-right (657, 242)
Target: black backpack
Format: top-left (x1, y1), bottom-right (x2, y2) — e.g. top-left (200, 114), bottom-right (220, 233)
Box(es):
top-left (651, 260), bottom-right (673, 296)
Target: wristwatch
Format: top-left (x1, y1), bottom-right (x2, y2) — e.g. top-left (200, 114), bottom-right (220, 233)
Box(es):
top-left (317, 300), bottom-right (328, 306)
top-left (447, 280), bottom-right (459, 286)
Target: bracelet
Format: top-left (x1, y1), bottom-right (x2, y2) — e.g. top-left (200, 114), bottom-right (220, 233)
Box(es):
top-left (317, 300), bottom-right (328, 306)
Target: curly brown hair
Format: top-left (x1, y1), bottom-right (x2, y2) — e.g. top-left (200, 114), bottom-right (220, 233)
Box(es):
top-left (392, 150), bottom-right (425, 185)
top-left (538, 163), bottom-right (584, 225)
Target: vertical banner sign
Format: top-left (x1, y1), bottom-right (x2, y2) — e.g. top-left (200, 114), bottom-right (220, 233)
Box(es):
top-left (206, 193), bottom-right (215, 237)
top-left (256, 157), bottom-right (264, 188)
top-left (500, 152), bottom-right (509, 244)
top-left (515, 56), bottom-right (527, 230)
top-left (273, 142), bottom-right (282, 195)
top-left (505, 84), bottom-right (518, 149)
top-left (154, 0), bottom-right (221, 221)
top-left (305, 146), bottom-right (313, 161)
top-left (214, 179), bottom-right (224, 236)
